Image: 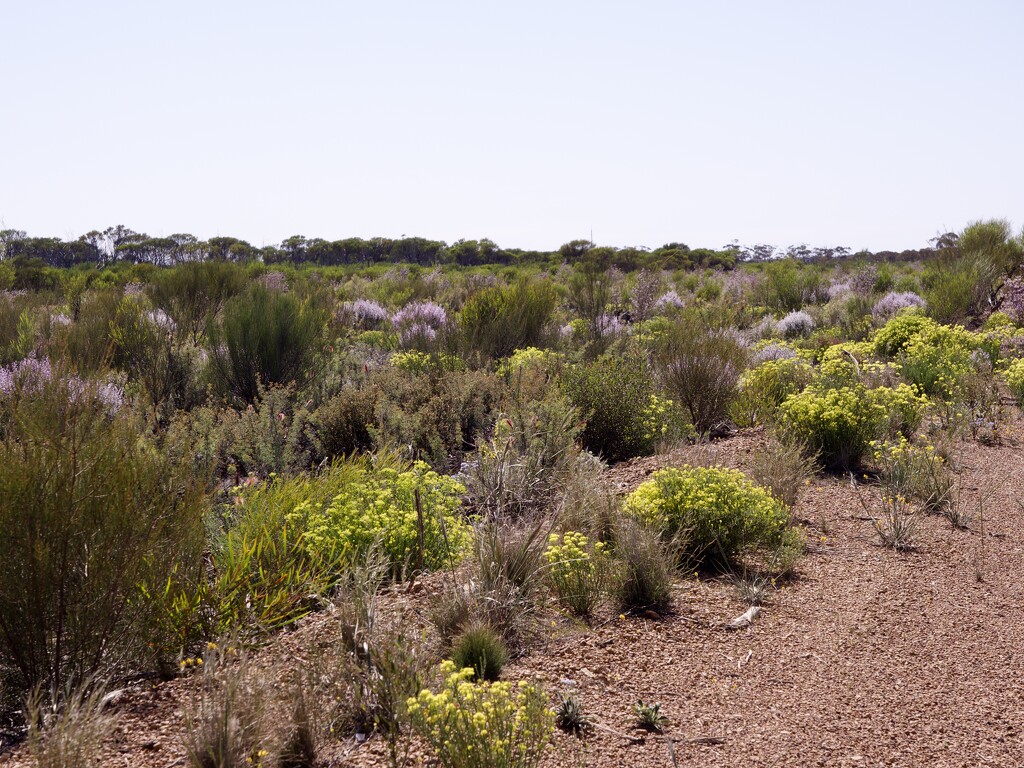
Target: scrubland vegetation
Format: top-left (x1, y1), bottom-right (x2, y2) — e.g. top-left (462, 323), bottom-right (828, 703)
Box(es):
top-left (2, 219), bottom-right (1024, 766)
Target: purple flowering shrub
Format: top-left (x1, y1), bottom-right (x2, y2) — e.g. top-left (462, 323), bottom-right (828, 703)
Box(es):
top-left (0, 356), bottom-right (124, 413)
top-left (393, 301), bottom-right (448, 348)
top-left (340, 298), bottom-right (391, 329)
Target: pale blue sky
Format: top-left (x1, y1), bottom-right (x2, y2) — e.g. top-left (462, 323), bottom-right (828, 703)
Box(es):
top-left (2, 1), bottom-right (1022, 252)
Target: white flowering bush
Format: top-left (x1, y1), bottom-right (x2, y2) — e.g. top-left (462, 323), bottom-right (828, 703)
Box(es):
top-left (407, 661), bottom-right (554, 768)
top-left (776, 310), bottom-right (815, 339)
top-left (872, 291), bottom-right (926, 323)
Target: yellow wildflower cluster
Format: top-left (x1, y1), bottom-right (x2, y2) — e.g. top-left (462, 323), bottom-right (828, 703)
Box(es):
top-left (870, 437), bottom-right (952, 512)
top-left (296, 460), bottom-right (470, 571)
top-left (641, 394), bottom-right (675, 440)
top-left (543, 531), bottom-right (607, 617)
top-left (407, 661), bottom-right (554, 768)
top-left (390, 349), bottom-right (465, 374)
top-left (496, 347), bottom-right (562, 378)
top-left (1003, 357), bottom-right (1024, 402)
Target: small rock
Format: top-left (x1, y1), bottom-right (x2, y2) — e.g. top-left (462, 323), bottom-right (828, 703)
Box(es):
top-left (726, 606), bottom-right (762, 630)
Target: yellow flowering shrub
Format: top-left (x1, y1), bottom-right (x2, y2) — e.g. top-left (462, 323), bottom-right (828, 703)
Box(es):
top-left (870, 438), bottom-right (952, 512)
top-left (390, 350), bottom-right (464, 374)
top-left (298, 460), bottom-right (470, 572)
top-left (731, 356), bottom-right (814, 426)
top-left (407, 661), bottom-right (554, 768)
top-left (816, 341), bottom-right (896, 386)
top-left (1003, 357), bottom-right (1024, 402)
top-left (641, 394), bottom-right (678, 441)
top-left (496, 347), bottom-right (562, 378)
top-left (778, 383), bottom-right (928, 470)
top-left (623, 465), bottom-right (791, 565)
top-left (544, 531), bottom-right (608, 617)
top-left (874, 314), bottom-right (983, 400)
top-left (899, 327), bottom-right (976, 400)
top-left (873, 312), bottom-right (935, 358)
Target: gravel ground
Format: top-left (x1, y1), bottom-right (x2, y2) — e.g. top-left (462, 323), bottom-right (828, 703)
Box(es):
top-left (3, 425), bottom-right (1023, 768)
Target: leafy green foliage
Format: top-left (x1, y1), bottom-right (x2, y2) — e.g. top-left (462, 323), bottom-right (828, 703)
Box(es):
top-left (560, 353), bottom-right (656, 462)
top-left (633, 699), bottom-right (668, 732)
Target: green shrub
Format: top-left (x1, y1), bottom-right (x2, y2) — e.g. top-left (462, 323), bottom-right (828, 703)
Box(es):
top-left (560, 354), bottom-right (656, 462)
top-left (60, 289), bottom-right (121, 372)
top-left (169, 384), bottom-right (316, 479)
top-left (407, 661), bottom-right (554, 768)
top-left (208, 284), bottom-right (326, 403)
top-left (958, 218), bottom-right (1023, 276)
top-left (109, 295), bottom-right (203, 416)
top-left (147, 261), bottom-right (246, 342)
top-left (450, 622), bottom-right (509, 682)
top-left (778, 383), bottom-right (927, 470)
top-left (0, 371), bottom-right (207, 696)
top-left (544, 531), bottom-right (608, 618)
top-left (922, 257), bottom-right (995, 324)
top-left (366, 366), bottom-right (503, 470)
top-left (623, 465), bottom-right (791, 567)
top-left (464, 390), bottom-right (581, 518)
top-left (311, 384), bottom-right (377, 460)
top-left (458, 279), bottom-right (557, 361)
top-left (754, 260), bottom-right (823, 312)
top-left (653, 318), bottom-right (747, 435)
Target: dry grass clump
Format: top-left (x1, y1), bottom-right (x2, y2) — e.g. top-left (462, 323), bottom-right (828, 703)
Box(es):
top-left (749, 433), bottom-right (818, 509)
top-left (180, 641), bottom-right (279, 768)
top-left (25, 680), bottom-right (113, 768)
top-left (611, 519), bottom-right (675, 613)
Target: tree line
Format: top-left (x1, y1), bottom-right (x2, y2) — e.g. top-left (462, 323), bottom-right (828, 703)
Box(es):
top-left (0, 225), bottom-right (945, 272)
